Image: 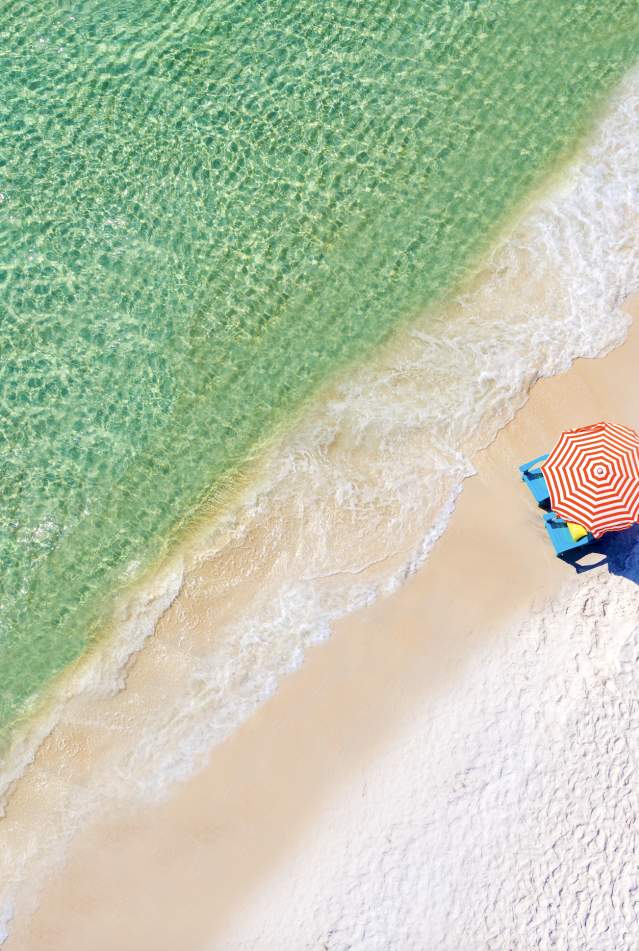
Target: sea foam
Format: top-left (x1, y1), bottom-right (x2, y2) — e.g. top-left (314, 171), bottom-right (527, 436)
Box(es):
top-left (1, 68), bottom-right (639, 941)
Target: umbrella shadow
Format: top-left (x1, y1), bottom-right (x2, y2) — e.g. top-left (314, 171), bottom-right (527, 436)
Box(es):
top-left (562, 523), bottom-right (639, 582)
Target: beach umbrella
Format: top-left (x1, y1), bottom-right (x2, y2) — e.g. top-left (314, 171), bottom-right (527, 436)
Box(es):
top-left (541, 421), bottom-right (639, 538)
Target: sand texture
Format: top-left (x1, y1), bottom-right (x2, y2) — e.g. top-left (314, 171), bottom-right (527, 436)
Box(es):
top-left (4, 295), bottom-right (638, 950)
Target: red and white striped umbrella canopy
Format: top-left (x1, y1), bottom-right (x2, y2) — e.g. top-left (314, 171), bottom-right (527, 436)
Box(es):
top-left (541, 422), bottom-right (639, 538)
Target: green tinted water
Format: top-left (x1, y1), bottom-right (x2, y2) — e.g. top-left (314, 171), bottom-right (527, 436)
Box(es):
top-left (1, 0), bottom-right (638, 736)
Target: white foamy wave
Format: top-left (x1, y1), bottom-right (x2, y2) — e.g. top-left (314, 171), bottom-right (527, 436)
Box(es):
top-left (1, 68), bottom-right (639, 940)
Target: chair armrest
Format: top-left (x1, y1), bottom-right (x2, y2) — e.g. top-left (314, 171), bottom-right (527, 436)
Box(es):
top-left (521, 453), bottom-right (549, 476)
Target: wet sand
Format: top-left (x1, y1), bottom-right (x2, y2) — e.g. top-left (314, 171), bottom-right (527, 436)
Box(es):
top-left (5, 293), bottom-right (638, 950)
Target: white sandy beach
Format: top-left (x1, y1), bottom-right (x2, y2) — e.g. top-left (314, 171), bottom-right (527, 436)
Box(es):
top-left (5, 293), bottom-right (639, 950)
top-left (5, 0), bottom-right (639, 943)
top-left (2, 71), bottom-right (639, 948)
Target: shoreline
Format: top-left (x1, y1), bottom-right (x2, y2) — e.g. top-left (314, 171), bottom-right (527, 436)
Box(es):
top-left (6, 291), bottom-right (639, 950)
top-left (1, 67), bottom-right (638, 941)
top-left (9, 1), bottom-right (637, 750)
top-left (2, 61), bottom-right (637, 814)
top-left (3, 63), bottom-right (638, 772)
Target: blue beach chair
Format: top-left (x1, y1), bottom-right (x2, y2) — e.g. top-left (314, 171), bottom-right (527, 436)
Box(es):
top-left (543, 512), bottom-right (595, 558)
top-left (519, 453), bottom-right (550, 508)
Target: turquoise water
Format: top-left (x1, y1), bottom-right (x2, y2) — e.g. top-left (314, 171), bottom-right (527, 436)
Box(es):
top-left (1, 0), bottom-right (638, 737)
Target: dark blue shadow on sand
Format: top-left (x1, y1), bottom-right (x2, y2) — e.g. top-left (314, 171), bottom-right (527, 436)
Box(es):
top-left (561, 523), bottom-right (639, 582)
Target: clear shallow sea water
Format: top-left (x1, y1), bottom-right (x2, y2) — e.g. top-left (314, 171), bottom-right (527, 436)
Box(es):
top-left (1, 36), bottom-right (639, 945)
top-left (1, 1), bottom-right (639, 738)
